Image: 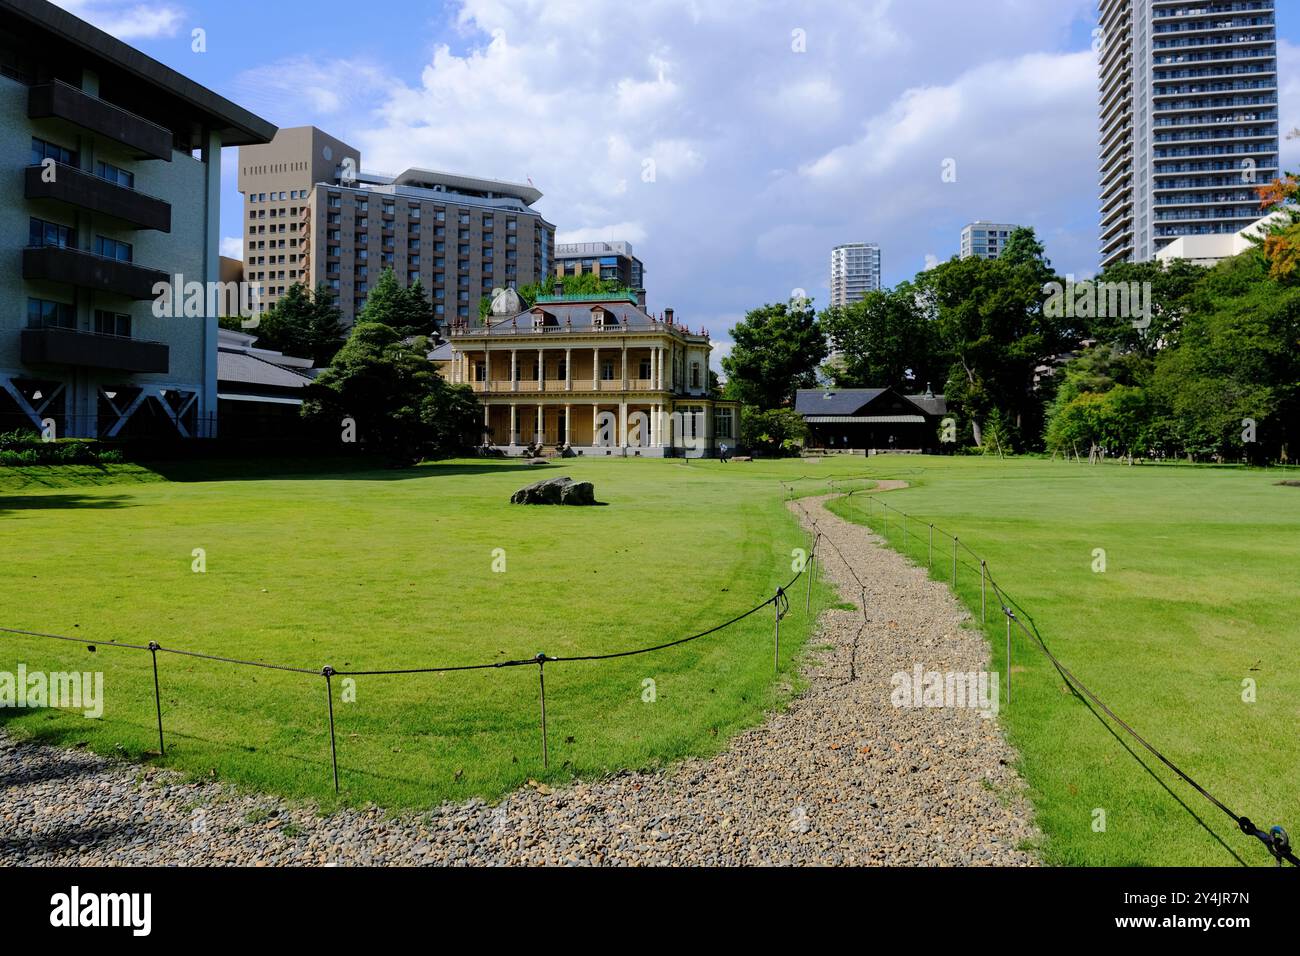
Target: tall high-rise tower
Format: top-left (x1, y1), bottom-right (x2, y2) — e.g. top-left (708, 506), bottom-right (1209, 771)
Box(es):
top-left (1098, 0), bottom-right (1278, 268)
top-left (829, 242), bottom-right (882, 307)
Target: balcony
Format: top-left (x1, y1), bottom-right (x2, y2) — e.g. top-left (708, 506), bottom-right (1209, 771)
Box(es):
top-left (21, 327), bottom-right (169, 374)
top-left (23, 246), bottom-right (169, 300)
top-left (25, 164), bottom-right (170, 232)
top-left (28, 80), bottom-right (172, 162)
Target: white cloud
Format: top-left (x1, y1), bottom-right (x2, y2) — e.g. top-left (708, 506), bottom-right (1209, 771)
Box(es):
top-left (220, 0), bottom-right (1285, 343)
top-left (219, 237), bottom-right (243, 260)
top-left (50, 0), bottom-right (184, 39)
top-left (1279, 40), bottom-right (1300, 171)
top-left (227, 57), bottom-right (396, 127)
top-left (556, 222), bottom-right (648, 245)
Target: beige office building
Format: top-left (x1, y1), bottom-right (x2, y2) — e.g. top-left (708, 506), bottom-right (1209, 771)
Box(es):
top-left (237, 126), bottom-right (555, 326)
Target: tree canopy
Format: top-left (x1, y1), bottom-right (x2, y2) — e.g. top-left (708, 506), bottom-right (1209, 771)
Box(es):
top-left (721, 298), bottom-right (827, 409)
top-left (218, 281), bottom-right (346, 367)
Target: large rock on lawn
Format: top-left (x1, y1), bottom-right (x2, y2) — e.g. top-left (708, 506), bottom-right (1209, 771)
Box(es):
top-left (511, 476), bottom-right (597, 505)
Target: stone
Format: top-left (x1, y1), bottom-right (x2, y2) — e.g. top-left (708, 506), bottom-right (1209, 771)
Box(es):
top-left (560, 480), bottom-right (595, 505)
top-left (511, 476), bottom-right (597, 506)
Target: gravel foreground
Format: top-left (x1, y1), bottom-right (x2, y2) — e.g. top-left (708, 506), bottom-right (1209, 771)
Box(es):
top-left (0, 494), bottom-right (1038, 866)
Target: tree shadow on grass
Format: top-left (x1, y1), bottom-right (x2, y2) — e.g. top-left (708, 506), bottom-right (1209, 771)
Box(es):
top-left (146, 456), bottom-right (538, 484)
top-left (0, 493), bottom-right (135, 517)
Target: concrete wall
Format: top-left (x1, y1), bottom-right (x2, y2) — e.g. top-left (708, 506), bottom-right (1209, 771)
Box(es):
top-left (1, 71), bottom-right (214, 435)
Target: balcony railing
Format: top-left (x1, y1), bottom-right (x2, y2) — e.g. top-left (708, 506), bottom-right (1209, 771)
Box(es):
top-left (23, 245), bottom-right (169, 300)
top-left (28, 80), bottom-right (172, 162)
top-left (25, 163), bottom-right (170, 232)
top-left (20, 327), bottom-right (169, 374)
top-left (468, 378), bottom-right (668, 394)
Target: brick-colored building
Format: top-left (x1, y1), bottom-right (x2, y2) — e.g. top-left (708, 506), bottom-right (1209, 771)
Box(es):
top-left (237, 126), bottom-right (555, 326)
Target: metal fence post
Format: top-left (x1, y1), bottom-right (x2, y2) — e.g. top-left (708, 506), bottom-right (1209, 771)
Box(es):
top-left (805, 545), bottom-right (816, 614)
top-left (981, 561), bottom-right (987, 624)
top-left (535, 654), bottom-right (550, 770)
top-left (148, 642), bottom-right (164, 755)
top-left (773, 589), bottom-right (783, 675)
top-left (929, 524), bottom-right (933, 568)
top-left (322, 666), bottom-right (339, 793)
top-left (1004, 612), bottom-right (1012, 705)
top-left (952, 536), bottom-right (958, 587)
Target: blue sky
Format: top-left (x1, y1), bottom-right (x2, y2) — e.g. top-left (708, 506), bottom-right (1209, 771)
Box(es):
top-left (53, 0), bottom-right (1300, 363)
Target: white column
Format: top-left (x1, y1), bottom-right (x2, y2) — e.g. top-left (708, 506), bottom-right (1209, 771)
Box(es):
top-left (653, 404), bottom-right (661, 447)
top-left (621, 344), bottom-right (628, 388)
top-left (592, 402), bottom-right (600, 445)
top-left (618, 401), bottom-right (627, 449)
top-left (510, 349), bottom-right (518, 393)
top-left (483, 404), bottom-right (491, 444)
top-left (593, 347), bottom-right (600, 392)
top-left (482, 345), bottom-right (489, 390)
top-left (565, 347), bottom-right (572, 391)
top-left (537, 347), bottom-right (544, 391)
top-left (564, 404), bottom-right (572, 444)
top-left (509, 403), bottom-right (517, 446)
top-left (536, 405), bottom-right (544, 444)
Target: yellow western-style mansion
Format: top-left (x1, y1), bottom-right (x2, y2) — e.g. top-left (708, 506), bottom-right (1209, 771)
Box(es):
top-left (433, 292), bottom-right (739, 457)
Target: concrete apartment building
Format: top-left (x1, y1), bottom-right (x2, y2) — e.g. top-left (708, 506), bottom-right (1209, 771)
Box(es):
top-left (0, 0), bottom-right (275, 438)
top-left (554, 240), bottom-right (646, 303)
top-left (1098, 0), bottom-right (1279, 268)
top-left (829, 242), bottom-right (881, 307)
top-left (960, 221), bottom-right (1020, 259)
top-left (238, 126), bottom-right (556, 326)
top-left (434, 289), bottom-right (737, 457)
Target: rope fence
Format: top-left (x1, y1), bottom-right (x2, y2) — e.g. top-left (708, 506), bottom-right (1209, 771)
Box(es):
top-left (836, 484), bottom-right (1297, 869)
top-left (0, 513), bottom-right (821, 791)
top-left (3, 472), bottom-right (1294, 867)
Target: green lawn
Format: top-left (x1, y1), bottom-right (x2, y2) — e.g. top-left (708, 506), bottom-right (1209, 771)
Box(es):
top-left (2, 454), bottom-right (1294, 867)
top-left (0, 457), bottom-right (837, 810)
top-left (822, 456), bottom-right (1300, 867)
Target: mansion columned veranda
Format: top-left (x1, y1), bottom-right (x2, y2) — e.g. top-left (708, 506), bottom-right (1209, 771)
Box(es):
top-left (437, 293), bottom-right (739, 457)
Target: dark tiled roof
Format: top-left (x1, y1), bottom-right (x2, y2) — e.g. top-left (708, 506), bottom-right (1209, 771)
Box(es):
top-left (218, 350), bottom-right (313, 390)
top-left (794, 388), bottom-right (886, 415)
top-left (905, 394), bottom-right (948, 416)
top-left (487, 301), bottom-right (652, 332)
top-left (795, 388), bottom-right (947, 418)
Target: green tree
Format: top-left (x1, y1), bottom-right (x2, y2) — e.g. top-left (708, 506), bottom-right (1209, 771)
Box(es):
top-left (722, 298), bottom-right (827, 409)
top-left (917, 233), bottom-right (1075, 449)
top-left (1090, 259), bottom-right (1207, 354)
top-left (360, 269), bottom-right (438, 338)
top-left (738, 406), bottom-right (807, 456)
top-left (1149, 254), bottom-right (1299, 462)
top-left (219, 282), bottom-right (346, 366)
top-left (821, 280), bottom-right (941, 391)
top-left (302, 322), bottom-right (479, 464)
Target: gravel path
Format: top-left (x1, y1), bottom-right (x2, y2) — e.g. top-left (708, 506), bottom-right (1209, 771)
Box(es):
top-left (0, 494), bottom-right (1038, 866)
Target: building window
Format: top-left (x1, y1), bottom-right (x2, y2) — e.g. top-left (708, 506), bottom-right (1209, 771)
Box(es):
top-left (690, 362), bottom-right (701, 389)
top-left (601, 360), bottom-right (615, 381)
top-left (94, 161), bottom-right (133, 187)
top-left (714, 407), bottom-right (734, 439)
top-left (29, 217), bottom-right (71, 248)
top-left (94, 236), bottom-right (133, 262)
top-left (93, 310), bottom-right (131, 337)
top-left (27, 297), bottom-right (75, 329)
top-left (639, 358), bottom-right (651, 380)
top-left (475, 361), bottom-right (486, 382)
top-left (31, 137), bottom-right (76, 166)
